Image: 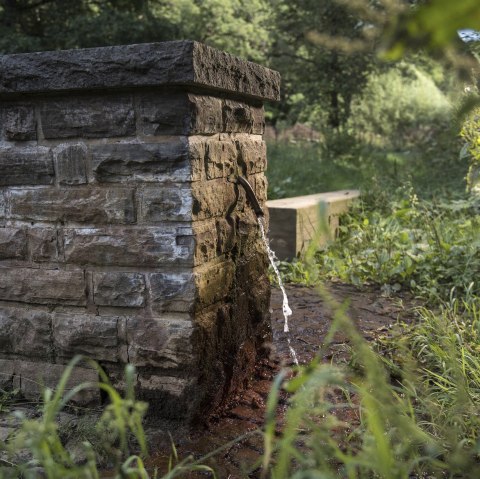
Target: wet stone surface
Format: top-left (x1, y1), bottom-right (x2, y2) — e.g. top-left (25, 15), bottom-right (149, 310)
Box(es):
top-left (144, 282), bottom-right (415, 477)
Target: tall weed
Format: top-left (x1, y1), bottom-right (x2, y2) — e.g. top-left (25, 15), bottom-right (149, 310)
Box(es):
top-left (261, 288), bottom-right (480, 478)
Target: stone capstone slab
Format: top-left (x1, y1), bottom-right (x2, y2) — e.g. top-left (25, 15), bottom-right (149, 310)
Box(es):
top-left (0, 41), bottom-right (280, 101)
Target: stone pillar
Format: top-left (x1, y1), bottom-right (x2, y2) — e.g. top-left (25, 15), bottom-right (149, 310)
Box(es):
top-left (0, 41), bottom-right (279, 424)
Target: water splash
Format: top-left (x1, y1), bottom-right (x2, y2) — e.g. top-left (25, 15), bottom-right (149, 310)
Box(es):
top-left (257, 216), bottom-right (299, 366)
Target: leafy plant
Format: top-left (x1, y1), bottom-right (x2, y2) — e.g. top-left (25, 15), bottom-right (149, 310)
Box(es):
top-left (261, 287), bottom-right (480, 478)
top-left (0, 357), bottom-right (218, 479)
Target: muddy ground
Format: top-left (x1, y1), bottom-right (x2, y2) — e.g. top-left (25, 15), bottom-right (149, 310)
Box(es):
top-left (146, 282), bottom-right (416, 478)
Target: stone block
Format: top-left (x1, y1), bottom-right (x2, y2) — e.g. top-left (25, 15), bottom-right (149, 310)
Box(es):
top-left (0, 228), bottom-right (27, 260)
top-left (266, 190), bottom-right (360, 260)
top-left (189, 95), bottom-right (224, 133)
top-left (0, 104), bottom-right (36, 141)
top-left (127, 317), bottom-right (194, 369)
top-left (54, 143), bottom-right (88, 185)
top-left (191, 178), bottom-right (236, 220)
top-left (223, 100), bottom-right (264, 134)
top-left (0, 41), bottom-right (281, 101)
top-left (93, 272), bottom-right (146, 308)
top-left (53, 314), bottom-right (122, 362)
top-left (40, 95), bottom-right (135, 139)
top-left (28, 228), bottom-right (58, 262)
top-left (137, 92), bottom-right (191, 136)
top-left (205, 139), bottom-right (237, 180)
top-left (139, 186), bottom-right (192, 223)
top-left (188, 137), bottom-right (207, 182)
top-left (0, 146), bottom-right (54, 186)
top-left (91, 140), bottom-right (190, 183)
top-left (12, 360), bottom-right (99, 404)
top-left (195, 260), bottom-right (235, 308)
top-left (0, 191), bottom-right (5, 220)
top-left (192, 220), bottom-right (219, 264)
top-left (0, 359), bottom-right (15, 389)
top-left (149, 272), bottom-right (195, 313)
top-left (0, 308), bottom-right (52, 358)
top-left (0, 268), bottom-right (86, 305)
top-left (10, 187), bottom-right (135, 224)
top-left (238, 138), bottom-right (266, 174)
top-left (137, 375), bottom-right (194, 418)
top-left (63, 226), bottom-right (194, 267)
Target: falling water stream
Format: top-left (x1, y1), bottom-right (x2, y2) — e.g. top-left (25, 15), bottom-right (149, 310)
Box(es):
top-left (257, 216), bottom-right (300, 366)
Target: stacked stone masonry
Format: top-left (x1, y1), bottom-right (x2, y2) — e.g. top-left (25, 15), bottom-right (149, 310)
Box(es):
top-left (0, 41), bottom-right (280, 424)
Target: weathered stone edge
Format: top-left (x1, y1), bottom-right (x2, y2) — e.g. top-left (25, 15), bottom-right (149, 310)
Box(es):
top-left (0, 40), bottom-right (280, 101)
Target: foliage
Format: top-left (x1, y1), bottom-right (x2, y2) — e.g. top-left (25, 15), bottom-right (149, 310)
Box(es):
top-left (268, 0), bottom-right (378, 129)
top-left (348, 61), bottom-right (452, 148)
top-left (280, 189), bottom-right (480, 303)
top-left (261, 288), bottom-right (480, 478)
top-left (267, 117), bottom-right (463, 202)
top-left (461, 106), bottom-right (480, 193)
top-left (379, 293), bottom-right (480, 439)
top-left (385, 0), bottom-right (480, 58)
top-left (0, 0), bottom-right (272, 61)
top-left (0, 356), bottom-right (216, 479)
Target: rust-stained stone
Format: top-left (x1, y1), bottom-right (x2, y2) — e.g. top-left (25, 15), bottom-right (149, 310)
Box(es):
top-left (238, 139), bottom-right (267, 175)
top-left (191, 178), bottom-right (237, 220)
top-left (195, 260), bottom-right (235, 308)
top-left (55, 143), bottom-right (88, 185)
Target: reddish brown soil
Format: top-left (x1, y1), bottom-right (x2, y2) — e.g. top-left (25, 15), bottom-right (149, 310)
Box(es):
top-left (146, 283), bottom-right (416, 478)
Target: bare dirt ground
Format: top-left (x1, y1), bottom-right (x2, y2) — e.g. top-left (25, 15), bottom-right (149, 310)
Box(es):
top-left (146, 282), bottom-right (416, 478)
